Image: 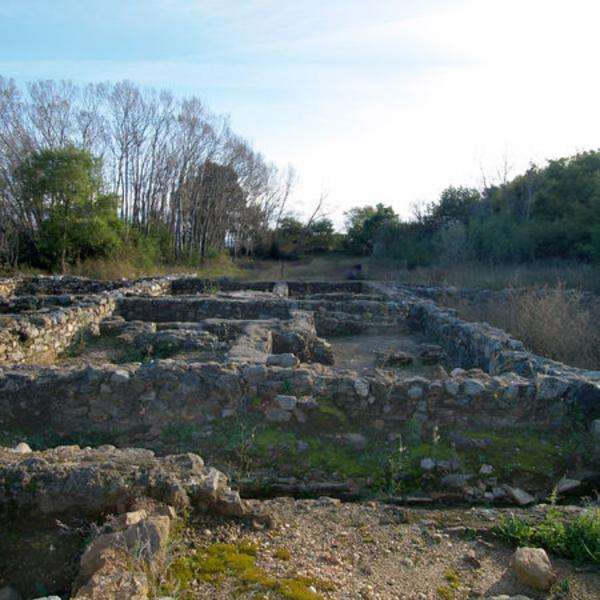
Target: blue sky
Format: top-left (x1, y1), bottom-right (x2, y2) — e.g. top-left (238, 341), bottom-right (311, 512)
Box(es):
top-left (2, 1), bottom-right (600, 223)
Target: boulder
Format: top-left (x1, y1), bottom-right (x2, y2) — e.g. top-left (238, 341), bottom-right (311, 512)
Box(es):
top-left (512, 547), bottom-right (556, 591)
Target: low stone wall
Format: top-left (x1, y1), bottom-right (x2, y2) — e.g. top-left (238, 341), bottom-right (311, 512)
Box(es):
top-left (295, 297), bottom-right (408, 336)
top-left (117, 295), bottom-right (292, 322)
top-left (170, 277), bottom-right (364, 296)
top-left (0, 359), bottom-right (586, 442)
top-left (12, 274), bottom-right (173, 297)
top-left (370, 283), bottom-right (600, 422)
top-left (0, 295), bottom-right (117, 364)
top-left (0, 276), bottom-right (173, 365)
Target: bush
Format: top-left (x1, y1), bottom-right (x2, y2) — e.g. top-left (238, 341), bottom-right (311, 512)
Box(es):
top-left (495, 508), bottom-right (600, 565)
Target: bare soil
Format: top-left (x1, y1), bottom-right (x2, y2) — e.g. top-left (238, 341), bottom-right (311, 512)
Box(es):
top-left (159, 500), bottom-right (600, 600)
top-left (329, 330), bottom-right (441, 377)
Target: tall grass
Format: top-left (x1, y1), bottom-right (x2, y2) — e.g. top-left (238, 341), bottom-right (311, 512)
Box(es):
top-left (452, 284), bottom-right (600, 369)
top-left (397, 261), bottom-right (600, 293)
top-left (67, 254), bottom-right (243, 281)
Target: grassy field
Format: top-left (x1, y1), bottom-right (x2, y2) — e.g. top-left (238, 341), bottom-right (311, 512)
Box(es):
top-left (241, 256), bottom-right (600, 292)
top-left (4, 254), bottom-right (600, 295)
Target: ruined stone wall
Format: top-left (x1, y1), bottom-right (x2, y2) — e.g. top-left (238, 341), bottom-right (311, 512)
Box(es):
top-left (0, 276), bottom-right (173, 365)
top-left (0, 296), bottom-right (116, 364)
top-left (13, 275), bottom-right (173, 296)
top-left (170, 278), bottom-right (364, 296)
top-left (117, 296), bottom-right (292, 322)
top-left (369, 284), bottom-right (600, 422)
top-left (0, 359), bottom-right (586, 443)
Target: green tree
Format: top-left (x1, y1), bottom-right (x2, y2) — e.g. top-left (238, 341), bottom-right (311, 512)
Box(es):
top-left (17, 147), bottom-right (123, 271)
top-left (344, 203), bottom-right (398, 255)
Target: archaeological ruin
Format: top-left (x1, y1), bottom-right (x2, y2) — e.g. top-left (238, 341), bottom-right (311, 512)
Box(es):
top-left (0, 274), bottom-right (598, 598)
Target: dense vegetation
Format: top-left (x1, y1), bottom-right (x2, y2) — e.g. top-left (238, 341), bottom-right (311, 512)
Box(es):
top-left (345, 152), bottom-right (600, 267)
top-left (2, 77), bottom-right (600, 274)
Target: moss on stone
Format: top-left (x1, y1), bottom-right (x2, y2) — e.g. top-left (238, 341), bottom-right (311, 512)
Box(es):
top-left (162, 539), bottom-right (333, 599)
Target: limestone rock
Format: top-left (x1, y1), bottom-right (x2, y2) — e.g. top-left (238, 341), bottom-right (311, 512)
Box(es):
top-left (503, 485), bottom-right (535, 506)
top-left (266, 353), bottom-right (299, 368)
top-left (556, 476), bottom-right (581, 495)
top-left (12, 442), bottom-right (31, 454)
top-left (275, 395), bottom-right (297, 410)
top-left (0, 446), bottom-right (242, 518)
top-left (512, 547), bottom-right (556, 590)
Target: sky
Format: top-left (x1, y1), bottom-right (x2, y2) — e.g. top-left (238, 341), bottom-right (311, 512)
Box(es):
top-left (2, 0), bottom-right (600, 225)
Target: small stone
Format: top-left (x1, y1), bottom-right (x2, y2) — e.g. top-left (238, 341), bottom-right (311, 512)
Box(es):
top-left (12, 442), bottom-right (32, 454)
top-left (479, 464), bottom-right (494, 475)
top-left (340, 432), bottom-right (367, 450)
top-left (463, 378), bottom-right (486, 396)
top-left (296, 440), bottom-right (310, 453)
top-left (441, 474), bottom-right (472, 489)
top-left (354, 378), bottom-right (369, 397)
top-left (556, 476), bottom-right (581, 495)
top-left (451, 368), bottom-right (466, 377)
top-left (512, 547), bottom-right (556, 590)
top-left (265, 408), bottom-right (292, 423)
top-left (266, 353), bottom-right (299, 368)
top-left (503, 485), bottom-right (535, 506)
top-left (275, 395), bottom-right (297, 410)
top-left (407, 386), bottom-right (423, 400)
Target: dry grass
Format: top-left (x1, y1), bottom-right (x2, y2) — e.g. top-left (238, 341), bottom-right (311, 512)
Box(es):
top-left (395, 261), bottom-right (600, 293)
top-left (452, 284), bottom-right (600, 369)
top-left (241, 256), bottom-right (600, 293)
top-left (66, 255), bottom-right (243, 281)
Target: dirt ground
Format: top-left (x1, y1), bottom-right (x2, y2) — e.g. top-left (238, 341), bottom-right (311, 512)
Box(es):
top-left (158, 499), bottom-right (600, 600)
top-left (329, 330), bottom-right (443, 377)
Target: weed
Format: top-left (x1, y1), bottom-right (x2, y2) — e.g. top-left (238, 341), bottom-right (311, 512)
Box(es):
top-left (495, 508), bottom-right (600, 565)
top-left (274, 547), bottom-right (291, 561)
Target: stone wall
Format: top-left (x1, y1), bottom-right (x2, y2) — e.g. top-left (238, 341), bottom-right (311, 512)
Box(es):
top-left (117, 295), bottom-right (292, 322)
top-left (0, 276), bottom-right (173, 365)
top-left (369, 283), bottom-right (600, 423)
top-left (0, 359), bottom-right (586, 443)
top-left (0, 295), bottom-right (116, 364)
top-left (170, 277), bottom-right (364, 296)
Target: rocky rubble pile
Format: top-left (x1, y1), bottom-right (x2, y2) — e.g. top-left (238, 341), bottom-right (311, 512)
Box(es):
top-left (0, 444), bottom-right (245, 517)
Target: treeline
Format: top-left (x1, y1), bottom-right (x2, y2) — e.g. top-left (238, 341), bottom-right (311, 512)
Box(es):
top-left (0, 77), bottom-right (293, 270)
top-left (345, 151), bottom-right (600, 267)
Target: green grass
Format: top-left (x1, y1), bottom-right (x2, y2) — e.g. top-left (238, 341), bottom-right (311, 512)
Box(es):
top-left (495, 508), bottom-right (600, 565)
